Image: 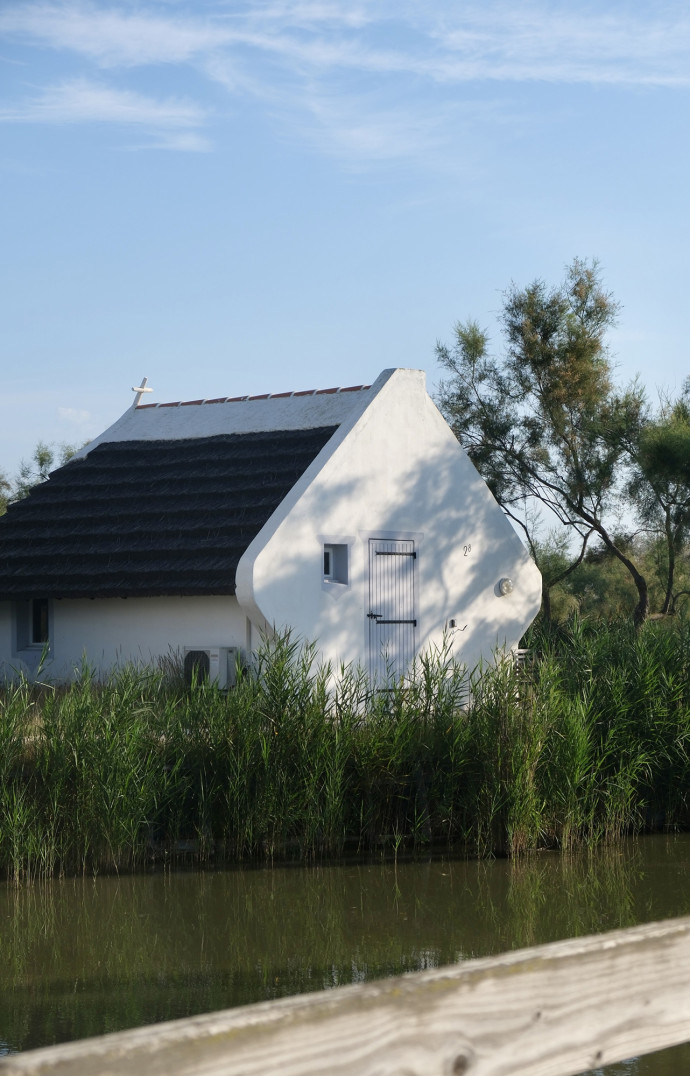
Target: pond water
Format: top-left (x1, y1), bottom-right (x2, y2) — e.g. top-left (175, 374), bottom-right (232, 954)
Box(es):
top-left (2, 834), bottom-right (690, 1073)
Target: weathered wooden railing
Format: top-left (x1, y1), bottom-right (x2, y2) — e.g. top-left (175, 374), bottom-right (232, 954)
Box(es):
top-left (3, 916), bottom-right (690, 1076)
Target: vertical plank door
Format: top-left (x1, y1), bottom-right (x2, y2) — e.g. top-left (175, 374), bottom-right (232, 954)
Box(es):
top-left (367, 538), bottom-right (416, 684)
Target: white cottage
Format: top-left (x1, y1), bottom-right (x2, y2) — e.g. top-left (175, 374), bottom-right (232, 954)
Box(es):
top-left (0, 368), bottom-right (541, 683)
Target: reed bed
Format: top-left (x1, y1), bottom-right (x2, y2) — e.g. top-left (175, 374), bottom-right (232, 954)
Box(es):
top-left (2, 620), bottom-right (690, 881)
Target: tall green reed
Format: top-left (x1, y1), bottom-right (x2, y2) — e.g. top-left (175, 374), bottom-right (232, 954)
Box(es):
top-left (3, 617), bottom-right (690, 881)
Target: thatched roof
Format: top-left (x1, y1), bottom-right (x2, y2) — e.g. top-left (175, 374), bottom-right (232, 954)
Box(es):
top-left (0, 427), bottom-right (336, 599)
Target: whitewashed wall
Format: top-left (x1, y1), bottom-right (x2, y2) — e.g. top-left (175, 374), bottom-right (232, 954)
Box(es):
top-left (237, 368), bottom-right (542, 676)
top-left (1, 596), bottom-right (247, 681)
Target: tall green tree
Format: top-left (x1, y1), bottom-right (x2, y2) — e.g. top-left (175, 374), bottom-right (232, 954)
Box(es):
top-left (625, 382), bottom-right (690, 614)
top-left (13, 442), bottom-right (61, 500)
top-left (4, 442), bottom-right (79, 506)
top-left (436, 258), bottom-right (650, 626)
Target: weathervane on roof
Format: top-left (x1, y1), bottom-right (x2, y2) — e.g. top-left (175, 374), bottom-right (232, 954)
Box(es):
top-left (132, 377), bottom-right (153, 407)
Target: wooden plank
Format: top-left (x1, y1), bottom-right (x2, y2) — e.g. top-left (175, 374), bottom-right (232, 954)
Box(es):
top-left (3, 916), bottom-right (690, 1076)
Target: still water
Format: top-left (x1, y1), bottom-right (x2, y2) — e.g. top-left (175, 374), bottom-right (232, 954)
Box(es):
top-left (2, 835), bottom-right (690, 1073)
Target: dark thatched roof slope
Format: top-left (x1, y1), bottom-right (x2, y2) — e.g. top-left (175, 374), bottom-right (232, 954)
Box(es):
top-left (0, 428), bottom-right (337, 599)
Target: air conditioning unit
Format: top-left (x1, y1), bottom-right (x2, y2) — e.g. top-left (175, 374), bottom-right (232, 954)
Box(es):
top-left (183, 646), bottom-right (241, 688)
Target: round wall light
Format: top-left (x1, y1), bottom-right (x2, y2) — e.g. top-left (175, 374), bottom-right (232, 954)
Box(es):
top-left (498, 577), bottom-right (514, 596)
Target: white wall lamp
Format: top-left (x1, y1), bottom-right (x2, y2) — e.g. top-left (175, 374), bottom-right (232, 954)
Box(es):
top-left (498, 577), bottom-right (514, 596)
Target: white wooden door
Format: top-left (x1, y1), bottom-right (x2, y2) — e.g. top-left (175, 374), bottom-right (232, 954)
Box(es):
top-left (367, 538), bottom-right (416, 684)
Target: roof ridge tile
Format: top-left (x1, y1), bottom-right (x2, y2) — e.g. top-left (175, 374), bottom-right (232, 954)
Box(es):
top-left (135, 384), bottom-right (370, 408)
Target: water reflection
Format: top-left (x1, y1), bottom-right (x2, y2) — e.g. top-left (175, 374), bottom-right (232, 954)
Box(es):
top-left (2, 834), bottom-right (690, 1073)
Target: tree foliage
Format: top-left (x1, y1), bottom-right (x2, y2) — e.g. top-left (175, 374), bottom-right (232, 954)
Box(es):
top-left (2, 442), bottom-right (79, 511)
top-left (624, 383), bottom-right (690, 614)
top-left (0, 472), bottom-right (10, 517)
top-left (436, 259), bottom-right (651, 625)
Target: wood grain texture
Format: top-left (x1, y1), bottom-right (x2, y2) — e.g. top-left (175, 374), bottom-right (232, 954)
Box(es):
top-left (3, 916), bottom-right (690, 1076)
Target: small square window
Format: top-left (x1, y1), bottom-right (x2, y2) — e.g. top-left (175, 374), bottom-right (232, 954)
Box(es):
top-left (323, 544), bottom-right (348, 585)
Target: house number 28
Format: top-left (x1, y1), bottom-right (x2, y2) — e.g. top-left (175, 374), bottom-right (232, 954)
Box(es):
top-left (463, 544), bottom-right (472, 556)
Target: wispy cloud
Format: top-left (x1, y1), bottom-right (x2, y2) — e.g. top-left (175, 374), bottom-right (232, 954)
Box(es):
top-left (58, 406), bottom-right (91, 426)
top-left (0, 3), bottom-right (231, 67)
top-left (299, 95), bottom-right (447, 165)
top-left (431, 6), bottom-right (690, 87)
top-left (4, 1), bottom-right (690, 84)
top-left (0, 78), bottom-right (203, 126)
top-left (124, 130), bottom-right (212, 152)
top-left (2, 1), bottom-right (690, 160)
top-left (0, 78), bottom-right (210, 148)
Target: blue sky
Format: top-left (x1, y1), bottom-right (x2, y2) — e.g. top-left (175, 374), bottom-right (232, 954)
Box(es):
top-left (2, 0), bottom-right (689, 478)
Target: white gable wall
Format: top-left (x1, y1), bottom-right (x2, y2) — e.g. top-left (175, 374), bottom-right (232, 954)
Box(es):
top-left (236, 369), bottom-right (542, 677)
